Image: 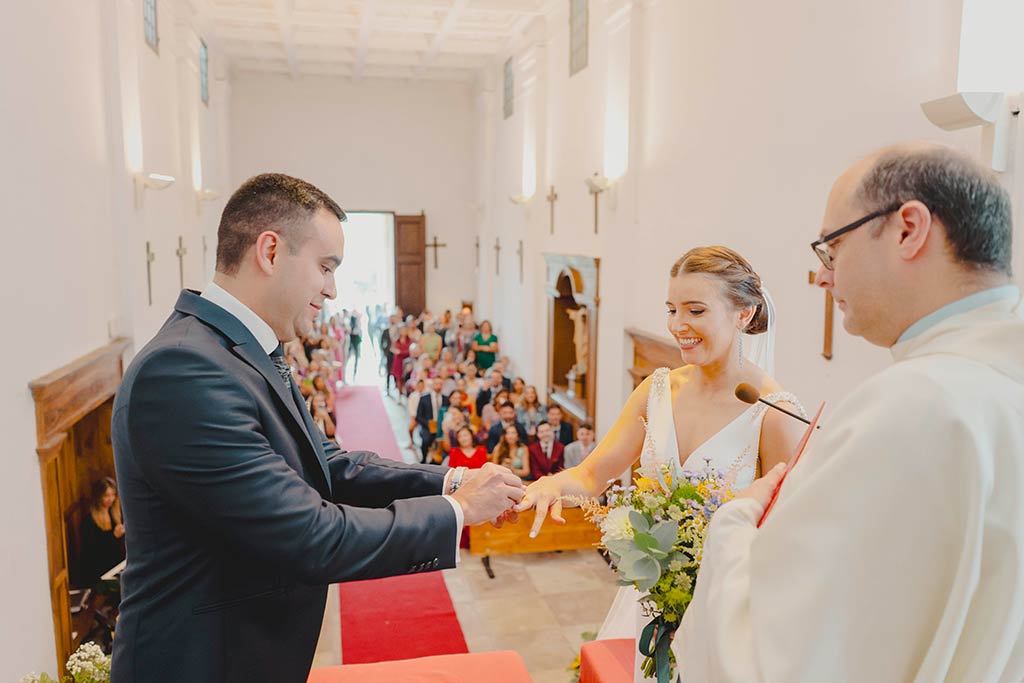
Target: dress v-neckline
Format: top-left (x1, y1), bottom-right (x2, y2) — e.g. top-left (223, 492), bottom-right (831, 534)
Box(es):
top-left (668, 391), bottom-right (757, 471)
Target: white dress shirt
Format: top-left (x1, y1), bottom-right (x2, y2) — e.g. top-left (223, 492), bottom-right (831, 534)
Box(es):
top-left (200, 282), bottom-right (463, 560)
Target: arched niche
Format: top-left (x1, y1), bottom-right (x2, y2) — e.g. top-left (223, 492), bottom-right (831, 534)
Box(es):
top-left (543, 254), bottom-right (599, 428)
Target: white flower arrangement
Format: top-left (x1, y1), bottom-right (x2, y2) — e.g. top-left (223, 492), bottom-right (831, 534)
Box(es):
top-left (19, 642), bottom-right (110, 683)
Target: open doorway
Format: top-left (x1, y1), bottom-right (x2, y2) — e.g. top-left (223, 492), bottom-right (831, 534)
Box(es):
top-left (329, 211), bottom-right (395, 384)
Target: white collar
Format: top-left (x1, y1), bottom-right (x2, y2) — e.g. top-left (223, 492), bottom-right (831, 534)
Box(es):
top-left (201, 281), bottom-right (279, 354)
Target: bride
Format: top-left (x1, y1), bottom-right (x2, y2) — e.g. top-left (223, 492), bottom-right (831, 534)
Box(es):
top-left (516, 246), bottom-right (806, 682)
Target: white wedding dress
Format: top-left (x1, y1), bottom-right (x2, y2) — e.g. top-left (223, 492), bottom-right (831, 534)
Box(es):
top-left (596, 365), bottom-right (803, 682)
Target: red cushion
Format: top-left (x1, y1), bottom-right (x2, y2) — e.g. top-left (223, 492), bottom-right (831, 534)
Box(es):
top-left (308, 650), bottom-right (531, 683)
top-left (579, 638), bottom-right (635, 683)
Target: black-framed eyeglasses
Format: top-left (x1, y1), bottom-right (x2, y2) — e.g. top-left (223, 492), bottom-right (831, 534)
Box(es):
top-left (810, 204), bottom-right (901, 270)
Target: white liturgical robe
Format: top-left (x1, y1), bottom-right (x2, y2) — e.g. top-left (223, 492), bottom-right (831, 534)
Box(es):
top-left (675, 290), bottom-right (1024, 682)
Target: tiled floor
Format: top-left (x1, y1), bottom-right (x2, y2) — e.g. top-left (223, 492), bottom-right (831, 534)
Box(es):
top-left (312, 352), bottom-right (620, 682)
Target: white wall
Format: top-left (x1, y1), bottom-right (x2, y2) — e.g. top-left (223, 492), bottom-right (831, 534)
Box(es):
top-left (229, 75), bottom-right (479, 315)
top-left (0, 0), bottom-right (230, 678)
top-left (478, 0), bottom-right (1023, 434)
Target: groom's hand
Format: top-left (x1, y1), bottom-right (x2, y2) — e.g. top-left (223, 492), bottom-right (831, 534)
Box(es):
top-left (737, 462), bottom-right (787, 513)
top-left (451, 463), bottom-right (525, 526)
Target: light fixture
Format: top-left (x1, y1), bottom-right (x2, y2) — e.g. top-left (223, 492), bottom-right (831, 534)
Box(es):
top-left (584, 173), bottom-right (612, 194)
top-left (196, 188), bottom-right (220, 214)
top-left (508, 194), bottom-right (531, 205)
top-left (134, 172), bottom-right (176, 209)
top-left (920, 92), bottom-right (1019, 172)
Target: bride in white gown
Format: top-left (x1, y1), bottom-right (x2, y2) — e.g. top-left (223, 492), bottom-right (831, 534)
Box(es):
top-left (517, 246), bottom-right (806, 682)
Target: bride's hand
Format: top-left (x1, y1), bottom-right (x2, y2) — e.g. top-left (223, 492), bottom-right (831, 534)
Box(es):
top-left (515, 475), bottom-right (568, 538)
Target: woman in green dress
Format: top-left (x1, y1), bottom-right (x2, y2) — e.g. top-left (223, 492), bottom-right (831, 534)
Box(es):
top-left (472, 320), bottom-right (500, 370)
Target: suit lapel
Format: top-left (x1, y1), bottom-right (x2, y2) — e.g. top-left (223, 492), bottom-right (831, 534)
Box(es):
top-left (174, 291), bottom-right (332, 496)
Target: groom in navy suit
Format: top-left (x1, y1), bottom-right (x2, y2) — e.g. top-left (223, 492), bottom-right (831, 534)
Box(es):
top-left (111, 174), bottom-right (524, 683)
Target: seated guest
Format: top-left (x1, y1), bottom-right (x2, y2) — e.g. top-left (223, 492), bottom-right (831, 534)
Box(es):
top-left (450, 382), bottom-right (477, 421)
top-left (78, 477), bottom-right (126, 587)
top-left (415, 376), bottom-right (448, 463)
top-left (493, 424), bottom-right (530, 479)
top-left (509, 377), bottom-right (526, 406)
top-left (448, 426), bottom-right (488, 469)
top-left (439, 407), bottom-right (465, 455)
top-left (486, 401), bottom-right (528, 452)
top-left (516, 385), bottom-right (546, 442)
top-left (546, 404), bottom-right (575, 446)
top-left (479, 389), bottom-right (510, 432)
top-left (310, 392), bottom-right (336, 439)
top-left (476, 369), bottom-right (509, 415)
top-left (458, 349), bottom-right (478, 376)
top-left (420, 322), bottom-right (444, 361)
top-left (462, 363), bottom-right (482, 402)
top-left (528, 422), bottom-right (565, 480)
top-left (437, 365), bottom-right (457, 397)
top-left (311, 373), bottom-right (335, 411)
top-left (563, 422), bottom-right (596, 469)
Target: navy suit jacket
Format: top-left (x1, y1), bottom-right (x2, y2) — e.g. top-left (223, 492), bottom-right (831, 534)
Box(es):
top-left (111, 291), bottom-right (457, 683)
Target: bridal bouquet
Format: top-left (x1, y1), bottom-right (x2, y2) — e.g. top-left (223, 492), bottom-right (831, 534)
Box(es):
top-left (577, 460), bottom-right (734, 683)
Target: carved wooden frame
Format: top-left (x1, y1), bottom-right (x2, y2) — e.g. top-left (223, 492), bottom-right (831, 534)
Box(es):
top-left (28, 338), bottom-right (130, 671)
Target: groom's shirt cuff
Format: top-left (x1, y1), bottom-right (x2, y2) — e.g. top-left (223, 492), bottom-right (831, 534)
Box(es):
top-left (441, 471), bottom-right (463, 566)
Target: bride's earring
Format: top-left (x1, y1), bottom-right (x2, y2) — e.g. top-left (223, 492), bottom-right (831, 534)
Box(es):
top-left (737, 333), bottom-right (744, 369)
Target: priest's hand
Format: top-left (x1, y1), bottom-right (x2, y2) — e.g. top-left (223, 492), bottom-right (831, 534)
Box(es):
top-left (451, 463), bottom-right (525, 526)
top-left (737, 462), bottom-right (787, 513)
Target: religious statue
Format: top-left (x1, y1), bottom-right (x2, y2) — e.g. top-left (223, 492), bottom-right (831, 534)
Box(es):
top-left (566, 307), bottom-right (588, 376)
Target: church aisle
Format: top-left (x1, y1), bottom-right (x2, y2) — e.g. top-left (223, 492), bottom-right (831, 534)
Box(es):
top-left (311, 367), bottom-right (619, 681)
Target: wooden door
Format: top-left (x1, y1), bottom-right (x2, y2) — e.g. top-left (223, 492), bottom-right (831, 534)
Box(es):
top-left (395, 213), bottom-right (426, 316)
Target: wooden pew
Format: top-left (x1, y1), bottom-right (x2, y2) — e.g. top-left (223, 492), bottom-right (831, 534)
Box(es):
top-left (468, 507), bottom-right (603, 578)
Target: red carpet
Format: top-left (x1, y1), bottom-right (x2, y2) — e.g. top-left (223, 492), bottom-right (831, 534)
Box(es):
top-left (334, 386), bottom-right (468, 663)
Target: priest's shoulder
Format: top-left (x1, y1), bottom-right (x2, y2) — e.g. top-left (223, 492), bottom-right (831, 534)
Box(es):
top-left (838, 358), bottom-right (966, 424)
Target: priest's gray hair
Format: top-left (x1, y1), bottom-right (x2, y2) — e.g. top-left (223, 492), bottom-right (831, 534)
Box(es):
top-left (856, 145), bottom-right (1012, 275)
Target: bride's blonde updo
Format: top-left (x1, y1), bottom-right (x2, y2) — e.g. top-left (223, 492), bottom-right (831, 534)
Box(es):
top-left (669, 246), bottom-right (769, 334)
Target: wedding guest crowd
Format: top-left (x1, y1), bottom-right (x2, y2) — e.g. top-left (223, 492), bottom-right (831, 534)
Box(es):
top-left (378, 305), bottom-right (590, 481)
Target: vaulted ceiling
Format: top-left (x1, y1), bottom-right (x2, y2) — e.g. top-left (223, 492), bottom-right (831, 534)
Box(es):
top-left (194, 0), bottom-right (551, 82)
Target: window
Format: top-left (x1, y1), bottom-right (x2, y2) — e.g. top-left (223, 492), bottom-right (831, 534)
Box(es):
top-left (144, 0), bottom-right (159, 53)
top-left (503, 57), bottom-right (514, 119)
top-left (200, 39), bottom-right (209, 105)
top-left (569, 0), bottom-right (588, 76)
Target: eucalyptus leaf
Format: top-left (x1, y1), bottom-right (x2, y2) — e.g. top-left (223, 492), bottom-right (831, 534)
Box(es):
top-left (629, 509), bottom-right (651, 534)
top-left (633, 532), bottom-right (659, 554)
top-left (650, 521), bottom-right (679, 550)
top-left (605, 539), bottom-right (635, 558)
top-left (633, 556), bottom-right (662, 592)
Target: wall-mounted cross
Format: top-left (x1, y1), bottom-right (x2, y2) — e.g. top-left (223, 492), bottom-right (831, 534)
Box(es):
top-left (474, 236), bottom-right (480, 269)
top-left (808, 270), bottom-right (834, 360)
top-left (546, 186), bottom-right (558, 235)
top-left (494, 237), bottom-right (501, 276)
top-left (516, 240), bottom-right (524, 284)
top-left (176, 236), bottom-right (188, 289)
top-left (145, 241), bottom-right (156, 306)
top-left (425, 235), bottom-right (448, 269)
top-left (202, 235), bottom-right (209, 280)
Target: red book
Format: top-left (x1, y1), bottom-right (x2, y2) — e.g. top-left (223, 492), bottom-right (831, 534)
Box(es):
top-left (757, 402), bottom-right (826, 528)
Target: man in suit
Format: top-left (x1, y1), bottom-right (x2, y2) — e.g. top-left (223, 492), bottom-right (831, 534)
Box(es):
top-left (528, 422), bottom-right (565, 480)
top-left (485, 402), bottom-right (528, 452)
top-left (416, 376), bottom-right (449, 463)
top-left (111, 173), bottom-right (524, 683)
top-left (475, 369), bottom-right (510, 415)
top-left (546, 404), bottom-right (575, 446)
top-left (563, 422), bottom-right (595, 469)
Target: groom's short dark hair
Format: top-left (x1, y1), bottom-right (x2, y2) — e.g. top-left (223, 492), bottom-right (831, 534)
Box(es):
top-left (857, 146), bottom-right (1012, 275)
top-left (216, 173), bottom-right (346, 275)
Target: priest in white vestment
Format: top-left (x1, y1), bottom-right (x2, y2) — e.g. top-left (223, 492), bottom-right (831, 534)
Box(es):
top-left (676, 143), bottom-right (1024, 682)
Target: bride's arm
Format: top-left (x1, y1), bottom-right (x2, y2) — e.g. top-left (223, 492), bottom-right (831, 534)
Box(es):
top-left (759, 402), bottom-right (806, 473)
top-left (515, 374), bottom-right (653, 536)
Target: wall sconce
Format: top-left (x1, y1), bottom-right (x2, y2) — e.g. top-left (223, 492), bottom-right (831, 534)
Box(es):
top-left (921, 92), bottom-right (1019, 172)
top-left (508, 194), bottom-right (532, 205)
top-left (196, 188), bottom-right (220, 214)
top-left (584, 173), bottom-right (613, 194)
top-left (134, 172), bottom-right (176, 209)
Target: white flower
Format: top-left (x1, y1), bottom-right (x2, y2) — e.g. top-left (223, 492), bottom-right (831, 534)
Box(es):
top-left (600, 506), bottom-right (636, 541)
